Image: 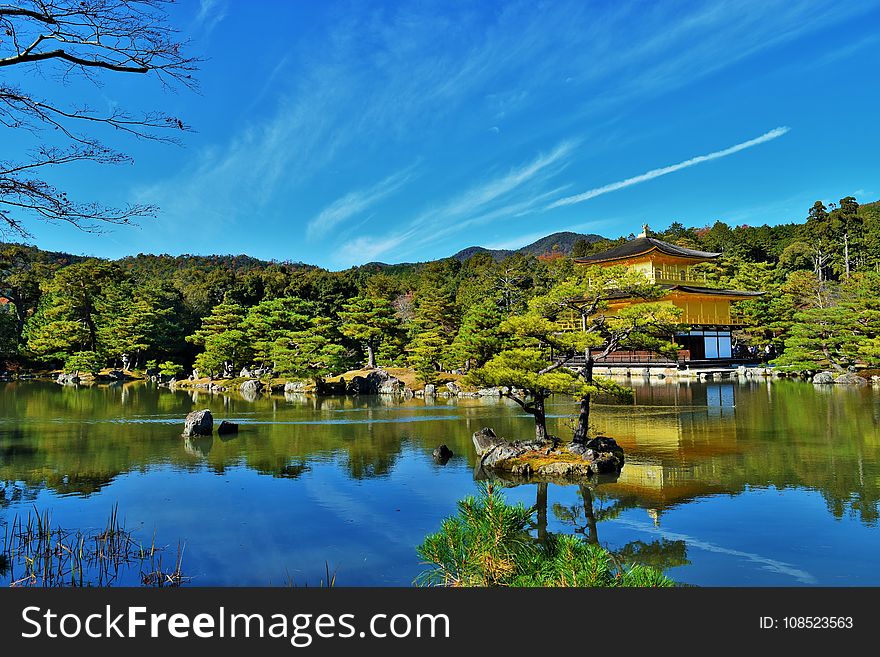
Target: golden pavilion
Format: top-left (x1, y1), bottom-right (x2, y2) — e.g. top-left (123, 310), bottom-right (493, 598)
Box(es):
top-left (572, 225), bottom-right (763, 364)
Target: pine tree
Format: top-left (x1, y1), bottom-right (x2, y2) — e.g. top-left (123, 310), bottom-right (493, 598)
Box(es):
top-left (832, 196), bottom-right (862, 278)
top-left (805, 201), bottom-right (833, 280)
top-left (97, 286), bottom-right (178, 369)
top-left (187, 301), bottom-right (251, 376)
top-left (450, 299), bottom-right (506, 371)
top-left (773, 272), bottom-right (880, 371)
top-left (242, 297), bottom-right (315, 368)
top-left (194, 329), bottom-right (250, 377)
top-left (273, 316), bottom-right (351, 382)
top-left (23, 260), bottom-right (122, 364)
top-left (407, 329), bottom-right (448, 383)
top-left (339, 296), bottom-right (400, 368)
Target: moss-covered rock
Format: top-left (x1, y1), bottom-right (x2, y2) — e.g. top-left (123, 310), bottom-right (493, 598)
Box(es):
top-left (472, 428), bottom-right (624, 483)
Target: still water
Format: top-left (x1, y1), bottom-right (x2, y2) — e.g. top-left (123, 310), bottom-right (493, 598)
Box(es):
top-left (1, 379), bottom-right (879, 586)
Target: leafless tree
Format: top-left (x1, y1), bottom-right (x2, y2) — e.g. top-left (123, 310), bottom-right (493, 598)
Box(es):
top-left (0, 0), bottom-right (198, 237)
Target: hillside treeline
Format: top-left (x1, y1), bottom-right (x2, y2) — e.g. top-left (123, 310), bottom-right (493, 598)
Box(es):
top-left (1, 197), bottom-right (879, 378)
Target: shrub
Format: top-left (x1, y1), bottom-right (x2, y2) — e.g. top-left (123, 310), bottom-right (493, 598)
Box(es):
top-left (63, 351), bottom-right (103, 375)
top-left (158, 361), bottom-right (184, 379)
top-left (416, 483), bottom-right (675, 587)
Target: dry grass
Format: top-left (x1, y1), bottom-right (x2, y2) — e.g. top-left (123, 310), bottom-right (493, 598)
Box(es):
top-left (324, 367), bottom-right (467, 391)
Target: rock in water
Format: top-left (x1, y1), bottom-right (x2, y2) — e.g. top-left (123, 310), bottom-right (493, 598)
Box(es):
top-left (423, 384), bottom-right (436, 397)
top-left (346, 376), bottom-right (370, 395)
top-left (217, 420), bottom-right (239, 435)
top-left (834, 373), bottom-right (868, 385)
top-left (567, 436), bottom-right (625, 473)
top-left (432, 444), bottom-right (454, 464)
top-left (445, 381), bottom-right (462, 396)
top-left (472, 427), bottom-right (500, 456)
top-left (477, 387), bottom-right (502, 396)
top-left (240, 379), bottom-right (263, 394)
top-left (183, 409), bottom-right (213, 437)
top-left (378, 377), bottom-right (404, 395)
top-left (472, 428), bottom-right (625, 480)
top-left (812, 371), bottom-right (835, 384)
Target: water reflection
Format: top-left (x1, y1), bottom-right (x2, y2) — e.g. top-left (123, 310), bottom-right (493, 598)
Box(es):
top-left (0, 379), bottom-right (879, 585)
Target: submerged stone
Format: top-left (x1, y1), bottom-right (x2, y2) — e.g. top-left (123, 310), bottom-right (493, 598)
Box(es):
top-left (432, 444), bottom-right (454, 464)
top-left (217, 420), bottom-right (239, 435)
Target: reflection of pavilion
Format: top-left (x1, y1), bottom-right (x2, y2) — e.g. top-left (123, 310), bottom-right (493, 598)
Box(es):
top-left (593, 381), bottom-right (741, 522)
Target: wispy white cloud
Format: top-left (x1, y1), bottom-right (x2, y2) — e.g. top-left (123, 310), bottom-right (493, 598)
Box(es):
top-left (306, 168), bottom-right (415, 241)
top-left (129, 1), bottom-right (869, 264)
top-left (334, 141), bottom-right (576, 265)
top-left (547, 127), bottom-right (790, 210)
top-left (195, 0), bottom-right (228, 35)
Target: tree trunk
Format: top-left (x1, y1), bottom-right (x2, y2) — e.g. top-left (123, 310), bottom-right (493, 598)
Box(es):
top-left (572, 351), bottom-right (594, 444)
top-left (579, 485), bottom-right (599, 545)
top-left (535, 483), bottom-right (548, 544)
top-left (365, 343), bottom-right (376, 369)
top-left (533, 395), bottom-right (548, 441)
top-left (844, 232), bottom-right (850, 279)
top-left (822, 345), bottom-right (847, 372)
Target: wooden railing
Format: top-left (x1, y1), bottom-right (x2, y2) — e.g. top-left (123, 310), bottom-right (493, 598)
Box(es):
top-left (651, 267), bottom-right (708, 284)
top-left (595, 350), bottom-right (688, 364)
top-left (563, 350), bottom-right (688, 365)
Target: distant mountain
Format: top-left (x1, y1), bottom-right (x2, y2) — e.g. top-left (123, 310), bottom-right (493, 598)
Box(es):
top-left (451, 231), bottom-right (606, 262)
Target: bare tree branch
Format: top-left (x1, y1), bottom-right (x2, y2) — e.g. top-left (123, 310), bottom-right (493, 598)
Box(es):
top-left (0, 0), bottom-right (198, 236)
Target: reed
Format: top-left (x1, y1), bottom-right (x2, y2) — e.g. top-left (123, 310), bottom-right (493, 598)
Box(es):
top-left (1, 505), bottom-right (188, 587)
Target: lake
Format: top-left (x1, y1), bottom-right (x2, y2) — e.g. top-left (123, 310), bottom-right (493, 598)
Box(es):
top-left (1, 378), bottom-right (879, 586)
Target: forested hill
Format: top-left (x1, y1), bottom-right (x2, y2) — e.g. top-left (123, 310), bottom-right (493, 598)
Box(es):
top-left (450, 231), bottom-right (606, 262)
top-left (1, 230), bottom-right (608, 274)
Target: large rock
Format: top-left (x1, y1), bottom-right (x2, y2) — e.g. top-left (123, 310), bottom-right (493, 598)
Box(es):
top-left (477, 387), bottom-right (502, 396)
top-left (343, 369), bottom-right (405, 395)
top-left (284, 381), bottom-right (306, 393)
top-left (423, 384), bottom-right (436, 397)
top-left (346, 375), bottom-right (371, 395)
top-left (445, 381), bottom-right (462, 396)
top-left (472, 428), bottom-right (545, 468)
top-left (834, 373), bottom-right (868, 385)
top-left (567, 437), bottom-right (626, 474)
top-left (183, 409), bottom-right (213, 437)
top-left (56, 373), bottom-right (80, 385)
top-left (240, 379), bottom-right (263, 395)
top-left (472, 427), bottom-right (500, 456)
top-left (377, 377), bottom-right (404, 395)
top-left (812, 371), bottom-right (835, 384)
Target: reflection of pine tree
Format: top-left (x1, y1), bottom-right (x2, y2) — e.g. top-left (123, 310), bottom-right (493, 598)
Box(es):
top-left (551, 485), bottom-right (689, 572)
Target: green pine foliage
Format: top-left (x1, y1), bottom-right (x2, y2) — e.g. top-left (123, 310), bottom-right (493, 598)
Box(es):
top-left (415, 484), bottom-right (674, 588)
top-left (158, 361), bottom-right (184, 379)
top-left (338, 296), bottom-right (401, 368)
top-left (406, 329), bottom-right (449, 383)
top-left (450, 299), bottom-right (506, 371)
top-left (63, 350), bottom-right (103, 375)
top-left (272, 316), bottom-right (351, 381)
top-left (242, 297), bottom-right (315, 368)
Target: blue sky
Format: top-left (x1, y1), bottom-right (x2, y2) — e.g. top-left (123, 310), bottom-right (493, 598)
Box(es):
top-left (8, 0), bottom-right (880, 269)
